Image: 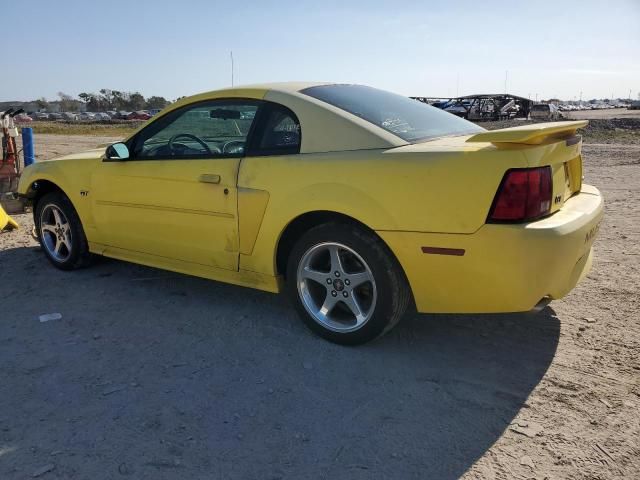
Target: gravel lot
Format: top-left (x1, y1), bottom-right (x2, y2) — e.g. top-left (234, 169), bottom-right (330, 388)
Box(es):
top-left (1, 132), bottom-right (638, 479)
top-left (565, 108), bottom-right (640, 120)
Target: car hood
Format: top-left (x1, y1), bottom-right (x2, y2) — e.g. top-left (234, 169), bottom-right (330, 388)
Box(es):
top-left (51, 147), bottom-right (106, 162)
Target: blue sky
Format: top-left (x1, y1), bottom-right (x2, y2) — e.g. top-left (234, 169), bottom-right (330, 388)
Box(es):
top-left (4, 0), bottom-right (639, 101)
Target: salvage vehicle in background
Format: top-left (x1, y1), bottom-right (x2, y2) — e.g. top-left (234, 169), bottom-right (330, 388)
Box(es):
top-left (530, 103), bottom-right (561, 120)
top-left (17, 83), bottom-right (603, 344)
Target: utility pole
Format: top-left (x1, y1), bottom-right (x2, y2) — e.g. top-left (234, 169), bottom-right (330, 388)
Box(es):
top-left (535, 93), bottom-right (538, 102)
top-left (580, 91), bottom-right (582, 103)
top-left (504, 70), bottom-right (508, 94)
top-left (230, 51), bottom-right (234, 87)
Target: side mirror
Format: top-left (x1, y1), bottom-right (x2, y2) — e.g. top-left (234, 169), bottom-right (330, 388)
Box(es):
top-left (105, 142), bottom-right (130, 161)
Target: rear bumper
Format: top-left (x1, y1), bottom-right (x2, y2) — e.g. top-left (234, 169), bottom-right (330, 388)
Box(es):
top-left (378, 184), bottom-right (604, 313)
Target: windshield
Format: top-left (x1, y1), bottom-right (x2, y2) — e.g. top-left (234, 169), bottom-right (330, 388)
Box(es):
top-left (301, 84), bottom-right (484, 142)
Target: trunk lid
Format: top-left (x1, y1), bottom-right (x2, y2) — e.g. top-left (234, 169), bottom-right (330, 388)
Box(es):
top-left (467, 121), bottom-right (587, 213)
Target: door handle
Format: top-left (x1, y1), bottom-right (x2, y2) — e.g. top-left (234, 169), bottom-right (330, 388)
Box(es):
top-left (198, 174), bottom-right (221, 184)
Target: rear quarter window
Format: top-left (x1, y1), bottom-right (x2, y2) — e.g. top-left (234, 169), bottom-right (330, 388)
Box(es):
top-left (301, 84), bottom-right (483, 143)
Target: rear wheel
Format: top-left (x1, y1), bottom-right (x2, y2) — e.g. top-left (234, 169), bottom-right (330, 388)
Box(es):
top-left (286, 222), bottom-right (410, 345)
top-left (35, 192), bottom-right (92, 270)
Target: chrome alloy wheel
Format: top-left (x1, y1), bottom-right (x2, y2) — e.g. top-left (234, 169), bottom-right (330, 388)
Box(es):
top-left (40, 204), bottom-right (73, 263)
top-left (296, 242), bottom-right (377, 332)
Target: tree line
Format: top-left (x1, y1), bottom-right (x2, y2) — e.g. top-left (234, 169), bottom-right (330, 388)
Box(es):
top-left (36, 90), bottom-right (171, 112)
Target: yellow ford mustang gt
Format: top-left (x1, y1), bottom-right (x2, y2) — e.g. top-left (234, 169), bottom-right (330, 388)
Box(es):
top-left (18, 83), bottom-right (603, 344)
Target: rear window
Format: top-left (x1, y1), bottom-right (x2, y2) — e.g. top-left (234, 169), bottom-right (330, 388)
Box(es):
top-left (301, 84), bottom-right (483, 142)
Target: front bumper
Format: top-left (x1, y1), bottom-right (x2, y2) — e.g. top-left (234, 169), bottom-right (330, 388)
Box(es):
top-left (378, 184), bottom-right (604, 314)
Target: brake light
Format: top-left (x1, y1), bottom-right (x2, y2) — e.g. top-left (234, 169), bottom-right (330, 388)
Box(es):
top-left (488, 167), bottom-right (552, 222)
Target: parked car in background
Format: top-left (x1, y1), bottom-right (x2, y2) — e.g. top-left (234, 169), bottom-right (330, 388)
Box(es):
top-left (78, 112), bottom-right (96, 121)
top-left (17, 82), bottom-right (603, 345)
top-left (61, 112), bottom-right (78, 121)
top-left (48, 113), bottom-right (63, 120)
top-left (530, 103), bottom-right (561, 120)
top-left (33, 112), bottom-right (49, 120)
top-left (628, 101), bottom-right (640, 110)
top-left (149, 109), bottom-right (163, 116)
top-left (117, 111), bottom-right (132, 120)
top-left (94, 112), bottom-right (111, 121)
top-left (106, 111), bottom-right (118, 118)
top-left (127, 111), bottom-right (151, 120)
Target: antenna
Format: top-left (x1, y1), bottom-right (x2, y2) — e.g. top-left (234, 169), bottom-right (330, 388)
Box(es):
top-left (230, 51), bottom-right (234, 87)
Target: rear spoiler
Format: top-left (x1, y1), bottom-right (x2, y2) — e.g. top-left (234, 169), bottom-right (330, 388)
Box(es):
top-left (466, 120), bottom-right (588, 146)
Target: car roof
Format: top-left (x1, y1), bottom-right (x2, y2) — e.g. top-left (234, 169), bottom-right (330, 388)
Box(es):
top-left (200, 81), bottom-right (331, 97)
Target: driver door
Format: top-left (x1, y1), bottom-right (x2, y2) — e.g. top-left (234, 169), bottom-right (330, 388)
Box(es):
top-left (91, 99), bottom-right (260, 271)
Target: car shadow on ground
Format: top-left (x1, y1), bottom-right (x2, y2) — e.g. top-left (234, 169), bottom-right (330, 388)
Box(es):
top-left (0, 246), bottom-right (559, 479)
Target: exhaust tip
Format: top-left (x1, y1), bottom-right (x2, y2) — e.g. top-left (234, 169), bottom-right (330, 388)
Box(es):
top-left (530, 296), bottom-right (552, 313)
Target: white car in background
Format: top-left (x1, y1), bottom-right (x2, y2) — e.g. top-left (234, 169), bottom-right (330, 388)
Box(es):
top-left (78, 112), bottom-right (96, 121)
top-left (61, 112), bottom-right (78, 121)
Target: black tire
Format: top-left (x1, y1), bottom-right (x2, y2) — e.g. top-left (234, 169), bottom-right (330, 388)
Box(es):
top-left (286, 222), bottom-right (411, 345)
top-left (34, 191), bottom-right (92, 270)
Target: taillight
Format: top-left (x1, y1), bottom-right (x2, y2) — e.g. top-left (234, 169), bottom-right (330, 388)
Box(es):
top-left (488, 167), bottom-right (552, 222)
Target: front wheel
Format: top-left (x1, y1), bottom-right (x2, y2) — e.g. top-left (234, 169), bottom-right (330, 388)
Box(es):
top-left (286, 222), bottom-right (410, 345)
top-left (35, 192), bottom-right (92, 270)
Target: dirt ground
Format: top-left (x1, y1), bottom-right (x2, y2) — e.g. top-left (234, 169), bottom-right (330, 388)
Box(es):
top-left (565, 108), bottom-right (640, 120)
top-left (1, 128), bottom-right (639, 479)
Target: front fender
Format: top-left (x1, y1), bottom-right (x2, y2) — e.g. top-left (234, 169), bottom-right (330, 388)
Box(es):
top-left (18, 162), bottom-right (74, 199)
top-left (18, 159), bottom-right (99, 239)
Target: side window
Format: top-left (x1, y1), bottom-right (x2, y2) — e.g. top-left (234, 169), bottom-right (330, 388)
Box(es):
top-left (131, 100), bottom-right (259, 160)
top-left (251, 104), bottom-right (301, 156)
